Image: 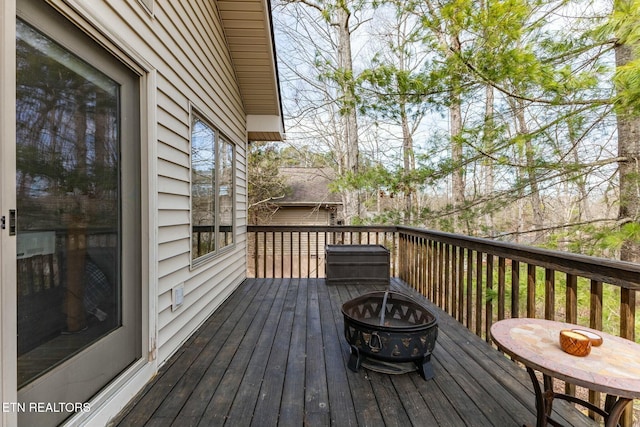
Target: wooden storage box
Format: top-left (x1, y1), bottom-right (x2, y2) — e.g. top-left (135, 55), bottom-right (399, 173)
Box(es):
top-left (326, 244), bottom-right (390, 285)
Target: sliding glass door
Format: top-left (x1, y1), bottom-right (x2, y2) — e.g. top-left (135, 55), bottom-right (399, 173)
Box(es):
top-left (15, 1), bottom-right (140, 425)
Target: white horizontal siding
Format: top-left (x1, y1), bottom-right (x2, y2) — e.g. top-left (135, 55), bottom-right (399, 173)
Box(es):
top-left (155, 1), bottom-right (246, 140)
top-left (156, 248), bottom-right (246, 361)
top-left (157, 110), bottom-right (189, 149)
top-left (158, 146), bottom-right (190, 172)
top-left (157, 158), bottom-right (189, 182)
top-left (158, 176), bottom-right (189, 197)
top-left (157, 267), bottom-right (191, 294)
top-left (158, 209), bottom-right (190, 226)
top-left (157, 193), bottom-right (189, 211)
top-left (157, 238), bottom-right (189, 263)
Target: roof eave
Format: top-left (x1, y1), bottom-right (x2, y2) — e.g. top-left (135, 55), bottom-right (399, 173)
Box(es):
top-left (217, 0), bottom-right (285, 141)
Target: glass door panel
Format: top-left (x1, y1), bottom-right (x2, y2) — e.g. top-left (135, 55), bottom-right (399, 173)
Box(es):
top-left (16, 20), bottom-right (121, 385)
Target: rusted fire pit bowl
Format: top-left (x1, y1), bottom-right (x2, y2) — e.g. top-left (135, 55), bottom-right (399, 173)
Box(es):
top-left (341, 290), bottom-right (438, 380)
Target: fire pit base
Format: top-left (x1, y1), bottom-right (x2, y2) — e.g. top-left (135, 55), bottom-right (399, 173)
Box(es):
top-left (348, 345), bottom-right (435, 380)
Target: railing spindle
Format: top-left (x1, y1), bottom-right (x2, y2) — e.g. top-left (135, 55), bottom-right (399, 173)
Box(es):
top-left (498, 257), bottom-right (506, 321)
top-left (288, 231), bottom-right (292, 278)
top-left (545, 268), bottom-right (555, 320)
top-left (476, 251), bottom-right (483, 337)
top-left (438, 242), bottom-right (444, 309)
top-left (527, 264), bottom-right (536, 318)
top-left (418, 237), bottom-right (424, 296)
top-left (511, 260), bottom-right (520, 319)
top-left (457, 247), bottom-right (465, 324)
top-left (466, 250), bottom-right (473, 331)
top-left (269, 231), bottom-right (274, 277)
top-left (621, 288), bottom-right (636, 341)
top-left (262, 232), bottom-right (267, 278)
top-left (253, 231), bottom-right (258, 278)
top-left (444, 244), bottom-right (451, 314)
top-left (486, 254), bottom-right (494, 342)
top-left (297, 231), bottom-right (301, 278)
top-left (432, 240), bottom-right (438, 302)
top-left (566, 274), bottom-right (577, 324)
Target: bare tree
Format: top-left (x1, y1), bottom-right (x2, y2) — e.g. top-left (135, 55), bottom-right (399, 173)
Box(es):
top-left (277, 0), bottom-right (365, 223)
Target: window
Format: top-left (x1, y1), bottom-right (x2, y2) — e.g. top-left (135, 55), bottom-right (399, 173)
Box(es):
top-left (191, 112), bottom-right (235, 261)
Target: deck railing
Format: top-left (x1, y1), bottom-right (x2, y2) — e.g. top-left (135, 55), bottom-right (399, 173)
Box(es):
top-left (248, 224), bottom-right (640, 424)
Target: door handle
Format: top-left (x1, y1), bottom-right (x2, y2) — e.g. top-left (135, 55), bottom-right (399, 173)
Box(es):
top-left (1, 210), bottom-right (16, 235)
top-left (9, 209), bottom-right (16, 235)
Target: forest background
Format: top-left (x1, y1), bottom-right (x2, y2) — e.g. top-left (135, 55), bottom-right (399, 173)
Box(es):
top-left (248, 0), bottom-right (640, 264)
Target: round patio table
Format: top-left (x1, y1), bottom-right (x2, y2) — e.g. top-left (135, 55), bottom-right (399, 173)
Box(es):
top-left (491, 318), bottom-right (640, 427)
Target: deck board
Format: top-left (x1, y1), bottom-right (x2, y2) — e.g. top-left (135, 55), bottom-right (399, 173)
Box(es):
top-left (252, 278), bottom-right (297, 427)
top-left (318, 281), bottom-right (358, 427)
top-left (111, 278), bottom-right (599, 427)
top-left (279, 278), bottom-right (307, 426)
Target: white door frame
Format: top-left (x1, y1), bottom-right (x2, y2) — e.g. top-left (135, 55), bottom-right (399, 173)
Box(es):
top-left (1, 1), bottom-right (18, 426)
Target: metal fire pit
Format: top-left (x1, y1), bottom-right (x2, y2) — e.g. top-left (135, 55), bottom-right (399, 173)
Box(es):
top-left (341, 290), bottom-right (438, 380)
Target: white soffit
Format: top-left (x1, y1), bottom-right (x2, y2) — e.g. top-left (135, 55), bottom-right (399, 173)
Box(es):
top-left (217, 0), bottom-right (284, 141)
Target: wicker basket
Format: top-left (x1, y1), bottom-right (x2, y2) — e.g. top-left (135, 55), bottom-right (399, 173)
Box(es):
top-left (559, 330), bottom-right (592, 357)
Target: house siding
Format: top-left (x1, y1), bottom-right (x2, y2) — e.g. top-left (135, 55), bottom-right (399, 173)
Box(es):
top-left (132, 0), bottom-right (248, 363)
top-left (270, 207), bottom-right (334, 226)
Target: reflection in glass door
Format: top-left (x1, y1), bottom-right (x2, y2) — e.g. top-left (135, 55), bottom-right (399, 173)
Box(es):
top-left (16, 20), bottom-right (121, 385)
top-left (15, 2), bottom-right (140, 424)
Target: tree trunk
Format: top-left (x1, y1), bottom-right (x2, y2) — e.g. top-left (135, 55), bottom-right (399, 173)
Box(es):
top-left (512, 99), bottom-right (544, 243)
top-left (615, 41), bottom-right (640, 263)
top-left (483, 84), bottom-right (495, 234)
top-left (337, 6), bottom-right (360, 224)
top-left (450, 34), bottom-right (465, 232)
top-left (401, 95), bottom-right (414, 224)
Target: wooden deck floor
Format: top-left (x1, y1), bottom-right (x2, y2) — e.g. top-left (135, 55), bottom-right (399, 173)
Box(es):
top-left (111, 278), bottom-right (598, 427)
